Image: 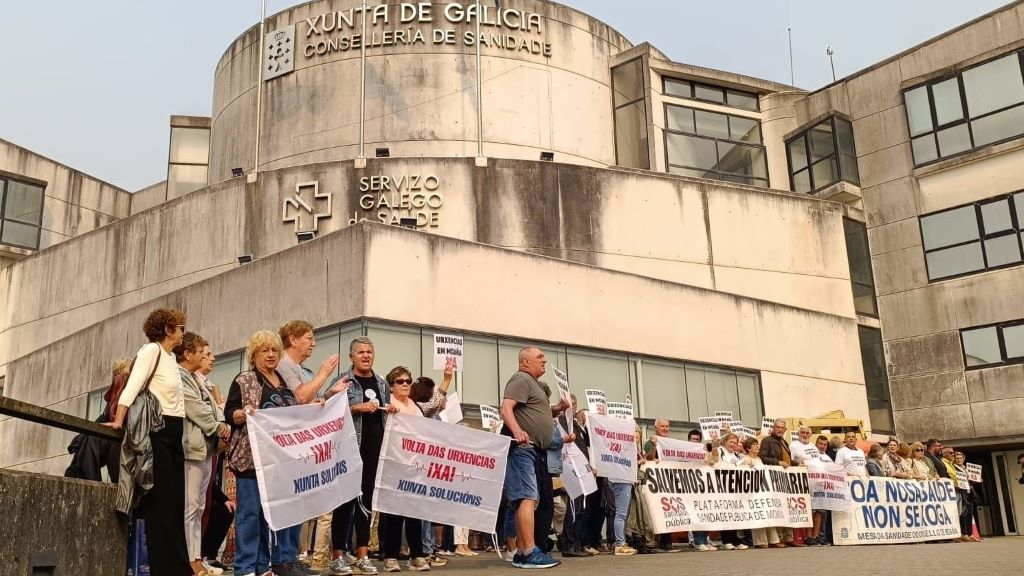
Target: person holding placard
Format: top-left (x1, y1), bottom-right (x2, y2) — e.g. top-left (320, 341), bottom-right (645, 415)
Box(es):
top-left (500, 347), bottom-right (570, 570)
top-left (707, 433), bottom-right (749, 551)
top-left (806, 435), bottom-right (834, 546)
top-left (954, 451), bottom-right (981, 542)
top-left (740, 437), bottom-right (780, 549)
top-left (409, 362), bottom-right (456, 567)
top-left (640, 419), bottom-right (678, 553)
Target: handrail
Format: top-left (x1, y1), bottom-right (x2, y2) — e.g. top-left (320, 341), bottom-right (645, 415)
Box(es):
top-left (0, 396), bottom-right (122, 440)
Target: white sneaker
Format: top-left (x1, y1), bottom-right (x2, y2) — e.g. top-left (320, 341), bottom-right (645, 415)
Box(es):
top-left (202, 560), bottom-right (225, 575)
top-left (351, 557), bottom-right (379, 575)
top-left (720, 543), bottom-right (736, 550)
top-left (698, 544), bottom-right (716, 552)
top-left (408, 558), bottom-right (431, 572)
top-left (502, 550), bottom-right (516, 562)
top-left (735, 544), bottom-right (749, 550)
top-left (328, 557), bottom-right (354, 575)
top-left (383, 559), bottom-right (401, 573)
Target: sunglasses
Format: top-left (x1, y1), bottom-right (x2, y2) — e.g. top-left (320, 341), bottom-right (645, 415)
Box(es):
top-left (392, 378), bottom-right (412, 385)
top-left (914, 448), bottom-right (925, 452)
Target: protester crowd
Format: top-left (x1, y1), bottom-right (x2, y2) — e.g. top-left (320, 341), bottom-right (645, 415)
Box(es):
top-left (74, 308), bottom-right (983, 576)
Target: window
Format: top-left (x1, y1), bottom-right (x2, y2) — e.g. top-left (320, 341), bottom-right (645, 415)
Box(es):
top-left (612, 58), bottom-right (650, 169)
top-left (920, 192), bottom-right (1024, 280)
top-left (664, 104), bottom-right (768, 187)
top-left (166, 124), bottom-right (210, 200)
top-left (0, 176), bottom-right (45, 250)
top-left (904, 50), bottom-right (1024, 165)
top-left (961, 320), bottom-right (1024, 369)
top-left (786, 116), bottom-right (860, 193)
top-left (843, 219), bottom-right (877, 316)
top-left (858, 326), bottom-right (893, 434)
top-left (661, 77), bottom-right (759, 112)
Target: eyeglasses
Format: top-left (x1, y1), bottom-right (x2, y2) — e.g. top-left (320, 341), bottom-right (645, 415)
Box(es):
top-left (392, 378), bottom-right (412, 385)
top-left (175, 324), bottom-right (186, 331)
top-left (914, 448), bottom-right (925, 452)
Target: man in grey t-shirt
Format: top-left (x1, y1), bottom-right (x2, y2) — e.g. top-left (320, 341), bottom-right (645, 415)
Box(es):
top-left (501, 347), bottom-right (569, 569)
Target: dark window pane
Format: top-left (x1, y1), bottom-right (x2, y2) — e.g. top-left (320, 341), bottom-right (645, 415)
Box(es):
top-left (726, 90), bottom-right (759, 111)
top-left (667, 133), bottom-right (716, 170)
top-left (729, 116), bottom-right (761, 144)
top-left (1004, 325), bottom-right (1024, 359)
top-left (792, 169), bottom-right (812, 193)
top-left (694, 109), bottom-right (729, 139)
top-left (669, 165), bottom-right (712, 179)
top-left (694, 83), bottom-right (725, 104)
top-left (0, 179), bottom-right (6, 219)
top-left (926, 242), bottom-right (985, 279)
top-left (788, 137), bottom-right (808, 171)
top-left (936, 124), bottom-right (972, 157)
top-left (4, 180), bottom-right (44, 225)
top-left (981, 199), bottom-right (1013, 234)
top-left (921, 206), bottom-right (979, 250)
top-left (858, 326), bottom-right (892, 433)
top-left (970, 104), bottom-right (1024, 147)
top-left (844, 219), bottom-right (874, 285)
top-left (1, 220), bottom-right (39, 249)
top-left (809, 121), bottom-right (835, 162)
top-left (835, 118), bottom-right (856, 156)
top-left (905, 86), bottom-right (934, 136)
top-left (840, 153), bottom-right (860, 185)
top-left (664, 78), bottom-right (691, 98)
top-left (612, 59), bottom-right (644, 107)
top-left (912, 134), bottom-right (939, 164)
top-left (963, 53), bottom-right (1024, 118)
top-left (716, 142), bottom-right (767, 180)
top-left (984, 234), bottom-right (1022, 267)
top-left (666, 105), bottom-right (695, 133)
top-left (614, 101), bottom-right (649, 169)
top-left (811, 157), bottom-right (838, 190)
top-left (932, 78), bottom-right (964, 125)
top-left (962, 327), bottom-right (1002, 366)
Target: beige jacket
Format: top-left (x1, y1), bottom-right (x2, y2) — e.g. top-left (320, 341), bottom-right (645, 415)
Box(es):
top-left (181, 366), bottom-right (221, 461)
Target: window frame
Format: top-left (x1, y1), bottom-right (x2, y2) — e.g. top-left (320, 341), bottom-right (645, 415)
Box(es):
top-left (903, 49), bottom-right (1024, 167)
top-left (660, 76), bottom-right (760, 112)
top-left (612, 57), bottom-right (650, 170)
top-left (785, 115), bottom-right (861, 194)
top-left (960, 319), bottom-right (1024, 370)
top-left (919, 192), bottom-right (1024, 282)
top-left (0, 173), bottom-right (46, 251)
top-left (662, 102), bottom-right (769, 187)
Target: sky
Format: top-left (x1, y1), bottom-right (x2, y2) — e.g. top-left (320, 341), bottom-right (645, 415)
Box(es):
top-left (0, 0), bottom-right (1010, 191)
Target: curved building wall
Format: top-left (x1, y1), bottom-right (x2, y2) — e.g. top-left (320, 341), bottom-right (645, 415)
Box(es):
top-left (210, 0), bottom-right (633, 183)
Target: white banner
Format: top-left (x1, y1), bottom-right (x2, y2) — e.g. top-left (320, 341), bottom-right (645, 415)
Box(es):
top-left (607, 401), bottom-right (634, 420)
top-left (807, 462), bottom-right (852, 511)
top-left (586, 412), bottom-right (637, 483)
top-left (584, 389), bottom-right (607, 414)
top-left (432, 333), bottom-right (464, 371)
top-left (479, 405), bottom-right (501, 432)
top-left (831, 477), bottom-right (961, 545)
top-left (374, 414), bottom-right (510, 534)
top-left (641, 462), bottom-right (812, 533)
top-left (655, 437), bottom-right (707, 463)
top-left (247, 394), bottom-right (363, 530)
top-left (561, 442), bottom-right (597, 501)
top-left (438, 392), bottom-right (463, 424)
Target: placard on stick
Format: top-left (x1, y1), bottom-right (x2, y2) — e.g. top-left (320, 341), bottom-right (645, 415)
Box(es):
top-left (479, 405), bottom-right (501, 433)
top-left (432, 333), bottom-right (464, 371)
top-left (584, 389), bottom-right (607, 414)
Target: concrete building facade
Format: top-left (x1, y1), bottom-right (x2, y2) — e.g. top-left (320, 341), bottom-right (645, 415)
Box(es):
top-left (1, 0), bottom-right (1023, 536)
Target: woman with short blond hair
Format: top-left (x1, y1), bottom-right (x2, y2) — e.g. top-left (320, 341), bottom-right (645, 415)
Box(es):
top-left (900, 442), bottom-right (936, 481)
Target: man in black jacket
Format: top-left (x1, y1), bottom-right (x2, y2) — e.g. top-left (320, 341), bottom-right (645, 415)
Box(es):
top-left (925, 439), bottom-right (949, 479)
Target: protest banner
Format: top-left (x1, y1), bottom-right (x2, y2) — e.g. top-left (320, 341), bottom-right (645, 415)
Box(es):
top-left (586, 412), bottom-right (638, 483)
top-left (831, 477), bottom-right (961, 545)
top-left (699, 417), bottom-right (721, 442)
top-left (438, 392), bottom-right (463, 424)
top-left (607, 401), bottom-right (634, 420)
top-left (432, 333), bottom-right (464, 371)
top-left (806, 462), bottom-right (852, 511)
top-left (584, 389), bottom-right (607, 414)
top-left (655, 436), bottom-right (707, 463)
top-left (561, 441), bottom-right (598, 501)
top-left (553, 366), bottom-right (572, 429)
top-left (641, 462), bottom-right (812, 533)
top-left (479, 405), bottom-right (501, 432)
top-left (248, 394), bottom-right (362, 530)
top-left (374, 413), bottom-right (510, 534)
top-left (966, 462), bottom-right (983, 483)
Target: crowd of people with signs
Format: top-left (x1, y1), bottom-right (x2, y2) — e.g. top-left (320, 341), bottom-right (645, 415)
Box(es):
top-left (85, 308), bottom-right (986, 576)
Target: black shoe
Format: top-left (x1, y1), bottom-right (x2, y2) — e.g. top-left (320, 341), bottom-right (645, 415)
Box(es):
top-left (271, 563), bottom-right (301, 576)
top-left (562, 549), bottom-right (590, 558)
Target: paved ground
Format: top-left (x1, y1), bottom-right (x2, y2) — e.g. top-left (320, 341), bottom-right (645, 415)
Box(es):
top-left (419, 538), bottom-right (1021, 576)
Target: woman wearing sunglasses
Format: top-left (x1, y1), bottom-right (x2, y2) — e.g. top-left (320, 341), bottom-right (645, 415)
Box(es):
top-left (901, 442), bottom-right (937, 481)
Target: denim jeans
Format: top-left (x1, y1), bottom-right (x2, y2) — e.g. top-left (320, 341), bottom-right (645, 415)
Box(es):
top-left (272, 524), bottom-right (301, 565)
top-left (691, 531), bottom-right (709, 546)
top-left (609, 482), bottom-right (631, 547)
top-left (421, 520), bottom-right (434, 555)
top-left (235, 477), bottom-right (270, 575)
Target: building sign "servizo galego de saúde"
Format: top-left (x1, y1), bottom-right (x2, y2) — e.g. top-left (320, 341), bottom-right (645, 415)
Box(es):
top-left (349, 174), bottom-right (444, 229)
top-left (302, 2), bottom-right (552, 59)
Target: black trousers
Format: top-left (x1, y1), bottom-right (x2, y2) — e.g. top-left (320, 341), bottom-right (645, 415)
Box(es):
top-left (201, 488), bottom-right (234, 560)
top-left (142, 416), bottom-right (190, 576)
top-left (333, 441), bottom-right (380, 551)
top-left (534, 450), bottom-right (555, 552)
top-left (959, 491), bottom-right (976, 536)
top-left (562, 495), bottom-right (585, 551)
top-left (584, 481), bottom-right (605, 548)
top-left (380, 513), bottom-right (424, 559)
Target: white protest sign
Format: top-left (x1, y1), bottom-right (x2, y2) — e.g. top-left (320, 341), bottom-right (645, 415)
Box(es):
top-left (730, 420), bottom-right (744, 436)
top-left (584, 389), bottom-right (607, 414)
top-left (655, 437), bottom-right (707, 463)
top-left (966, 462), bottom-right (982, 483)
top-left (374, 414), bottom-right (510, 534)
top-left (479, 405), bottom-right (501, 433)
top-left (641, 462), bottom-right (812, 533)
top-left (699, 417), bottom-right (721, 442)
top-left (432, 333), bottom-right (464, 371)
top-left (832, 477), bottom-right (961, 545)
top-left (807, 462), bottom-right (852, 511)
top-left (553, 367), bottom-right (572, 429)
top-left (247, 393), bottom-right (363, 530)
top-left (607, 401), bottom-right (634, 421)
top-left (715, 410), bottom-right (733, 419)
top-left (438, 392), bottom-right (463, 424)
top-left (761, 416), bottom-right (775, 437)
top-left (586, 412), bottom-right (638, 483)
top-left (561, 441), bottom-right (597, 501)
